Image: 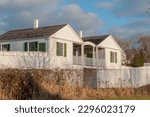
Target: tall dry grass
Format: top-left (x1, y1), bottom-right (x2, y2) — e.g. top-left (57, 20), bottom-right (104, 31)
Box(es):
top-left (0, 69), bottom-right (150, 100)
top-left (0, 69), bottom-right (62, 100)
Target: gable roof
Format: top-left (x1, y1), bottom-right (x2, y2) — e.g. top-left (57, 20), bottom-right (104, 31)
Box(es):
top-left (82, 35), bottom-right (110, 45)
top-left (0, 24), bottom-right (67, 41)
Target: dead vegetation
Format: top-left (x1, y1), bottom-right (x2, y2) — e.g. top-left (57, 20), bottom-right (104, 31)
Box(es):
top-left (0, 69), bottom-right (62, 100)
top-left (0, 69), bottom-right (150, 100)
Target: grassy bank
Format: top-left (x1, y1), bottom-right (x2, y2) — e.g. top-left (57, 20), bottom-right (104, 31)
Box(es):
top-left (105, 96), bottom-right (150, 100)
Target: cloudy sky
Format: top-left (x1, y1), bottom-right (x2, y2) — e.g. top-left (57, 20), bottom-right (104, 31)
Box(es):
top-left (0, 0), bottom-right (150, 40)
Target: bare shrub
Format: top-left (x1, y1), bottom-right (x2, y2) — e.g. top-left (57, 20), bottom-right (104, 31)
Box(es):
top-left (0, 69), bottom-right (150, 100)
top-left (0, 69), bottom-right (62, 100)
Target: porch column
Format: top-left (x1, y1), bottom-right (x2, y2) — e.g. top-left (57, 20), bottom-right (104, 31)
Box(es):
top-left (47, 38), bottom-right (51, 69)
top-left (92, 47), bottom-right (95, 66)
top-left (76, 48), bottom-right (79, 64)
top-left (104, 48), bottom-right (107, 68)
top-left (96, 46), bottom-right (98, 67)
top-left (81, 44), bottom-right (84, 66)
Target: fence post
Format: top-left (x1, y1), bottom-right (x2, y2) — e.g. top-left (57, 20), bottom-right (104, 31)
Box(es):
top-left (81, 45), bottom-right (84, 66)
top-left (130, 68), bottom-right (133, 96)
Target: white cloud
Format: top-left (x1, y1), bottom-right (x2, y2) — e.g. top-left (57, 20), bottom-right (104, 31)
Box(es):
top-left (0, 20), bottom-right (7, 27)
top-left (60, 4), bottom-right (103, 36)
top-left (97, 0), bottom-right (150, 17)
top-left (0, 0), bottom-right (9, 6)
top-left (0, 0), bottom-right (59, 7)
top-left (96, 0), bottom-right (150, 39)
top-left (0, 1), bottom-right (103, 36)
top-left (109, 19), bottom-right (150, 40)
top-left (116, 0), bottom-right (149, 17)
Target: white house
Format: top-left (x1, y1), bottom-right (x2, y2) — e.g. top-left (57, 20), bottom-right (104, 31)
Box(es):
top-left (0, 22), bottom-right (122, 69)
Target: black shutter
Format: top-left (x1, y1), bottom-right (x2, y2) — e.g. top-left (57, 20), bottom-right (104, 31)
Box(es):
top-left (64, 43), bottom-right (67, 57)
top-left (7, 44), bottom-right (10, 51)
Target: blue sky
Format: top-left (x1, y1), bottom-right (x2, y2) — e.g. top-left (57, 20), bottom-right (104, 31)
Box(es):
top-left (0, 0), bottom-right (150, 40)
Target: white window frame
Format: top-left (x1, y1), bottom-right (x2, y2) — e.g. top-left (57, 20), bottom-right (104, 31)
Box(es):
top-left (24, 41), bottom-right (47, 52)
top-left (0, 43), bottom-right (10, 51)
top-left (110, 51), bottom-right (117, 63)
top-left (56, 42), bottom-right (67, 57)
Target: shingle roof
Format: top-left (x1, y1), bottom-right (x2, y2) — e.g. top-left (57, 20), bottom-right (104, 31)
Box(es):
top-left (0, 24), bottom-right (67, 40)
top-left (83, 35), bottom-right (110, 45)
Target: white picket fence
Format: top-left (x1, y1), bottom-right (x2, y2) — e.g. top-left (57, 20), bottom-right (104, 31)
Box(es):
top-left (97, 66), bottom-right (150, 88)
top-left (0, 51), bottom-right (49, 69)
top-left (1, 52), bottom-right (150, 88)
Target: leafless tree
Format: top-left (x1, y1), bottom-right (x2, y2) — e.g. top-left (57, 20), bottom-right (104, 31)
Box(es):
top-left (138, 35), bottom-right (150, 62)
top-left (114, 36), bottom-right (133, 64)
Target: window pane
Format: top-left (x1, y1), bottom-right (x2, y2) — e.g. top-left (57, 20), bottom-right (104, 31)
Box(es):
top-left (2, 44), bottom-right (10, 51)
top-left (56, 42), bottom-right (63, 56)
top-left (39, 43), bottom-right (46, 52)
top-left (29, 42), bottom-right (34, 51)
top-left (110, 51), bottom-right (113, 63)
top-left (112, 52), bottom-right (114, 62)
top-left (29, 42), bottom-right (38, 51)
top-left (35, 42), bottom-right (38, 51)
top-left (115, 52), bottom-right (117, 63)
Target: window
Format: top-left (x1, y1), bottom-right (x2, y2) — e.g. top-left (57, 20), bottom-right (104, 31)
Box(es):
top-left (56, 42), bottom-right (67, 57)
top-left (29, 42), bottom-right (38, 51)
top-left (56, 42), bottom-right (63, 56)
top-left (24, 42), bottom-right (46, 52)
top-left (2, 44), bottom-right (10, 51)
top-left (110, 51), bottom-right (117, 63)
top-left (39, 43), bottom-right (46, 52)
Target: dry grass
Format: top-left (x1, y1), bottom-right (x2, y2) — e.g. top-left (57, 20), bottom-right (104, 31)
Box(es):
top-left (0, 69), bottom-right (62, 100)
top-left (41, 79), bottom-right (134, 99)
top-left (0, 69), bottom-right (150, 100)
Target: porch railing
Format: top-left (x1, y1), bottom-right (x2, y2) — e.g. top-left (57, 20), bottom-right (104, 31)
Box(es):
top-left (73, 56), bottom-right (105, 67)
top-left (96, 59), bottom-right (105, 67)
top-left (84, 57), bottom-right (94, 66)
top-left (73, 56), bottom-right (82, 65)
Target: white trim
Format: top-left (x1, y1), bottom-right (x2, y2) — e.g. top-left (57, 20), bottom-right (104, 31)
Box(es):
top-left (66, 24), bottom-right (84, 42)
top-left (50, 37), bottom-right (84, 44)
top-left (97, 45), bottom-right (121, 51)
top-left (97, 35), bottom-right (122, 51)
top-left (84, 41), bottom-right (96, 47)
top-left (108, 35), bottom-right (122, 50)
top-left (24, 41), bottom-right (47, 52)
top-left (0, 36), bottom-right (48, 42)
top-left (50, 24), bottom-right (84, 44)
top-left (0, 43), bottom-right (11, 51)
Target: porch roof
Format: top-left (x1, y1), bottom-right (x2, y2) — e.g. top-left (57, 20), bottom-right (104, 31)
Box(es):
top-left (83, 35), bottom-right (110, 45)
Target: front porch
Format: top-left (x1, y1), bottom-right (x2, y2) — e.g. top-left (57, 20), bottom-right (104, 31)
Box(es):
top-left (73, 43), bottom-right (105, 67)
